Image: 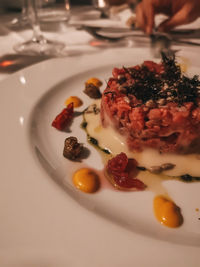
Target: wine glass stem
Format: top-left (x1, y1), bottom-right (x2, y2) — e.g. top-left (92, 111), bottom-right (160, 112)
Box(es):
top-left (27, 0), bottom-right (44, 42)
top-left (21, 0), bottom-right (27, 20)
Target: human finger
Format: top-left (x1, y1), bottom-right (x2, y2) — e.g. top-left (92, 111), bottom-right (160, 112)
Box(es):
top-left (157, 4), bottom-right (195, 32)
top-left (144, 3), bottom-right (155, 34)
top-left (135, 2), bottom-right (147, 32)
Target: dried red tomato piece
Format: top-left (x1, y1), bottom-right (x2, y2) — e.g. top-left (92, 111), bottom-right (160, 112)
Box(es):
top-left (113, 174), bottom-right (146, 190)
top-left (106, 152), bottom-right (146, 190)
top-left (125, 158), bottom-right (138, 173)
top-left (107, 152), bottom-right (128, 173)
top-left (52, 102), bottom-right (74, 130)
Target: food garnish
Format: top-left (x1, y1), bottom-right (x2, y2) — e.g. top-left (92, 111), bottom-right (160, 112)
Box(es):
top-left (52, 102), bottom-right (74, 130)
top-left (106, 153), bottom-right (146, 190)
top-left (85, 77), bottom-right (103, 88)
top-left (180, 174), bottom-right (200, 182)
top-left (63, 136), bottom-right (83, 160)
top-left (154, 196), bottom-right (183, 228)
top-left (73, 168), bottom-right (100, 193)
top-left (149, 163), bottom-right (175, 174)
top-left (65, 96), bottom-right (83, 108)
top-left (84, 77), bottom-right (103, 99)
top-left (84, 103), bottom-right (100, 114)
top-left (115, 53), bottom-right (200, 106)
top-left (84, 83), bottom-right (102, 99)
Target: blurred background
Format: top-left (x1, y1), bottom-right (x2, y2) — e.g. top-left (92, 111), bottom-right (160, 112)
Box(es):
top-left (0, 0), bottom-right (90, 9)
top-left (0, 0), bottom-right (128, 12)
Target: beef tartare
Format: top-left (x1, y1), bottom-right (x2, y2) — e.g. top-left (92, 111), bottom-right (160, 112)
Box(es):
top-left (101, 53), bottom-right (200, 154)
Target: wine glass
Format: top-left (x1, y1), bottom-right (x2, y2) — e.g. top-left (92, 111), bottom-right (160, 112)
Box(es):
top-left (7, 0), bottom-right (28, 27)
top-left (37, 0), bottom-right (70, 23)
top-left (92, 0), bottom-right (110, 18)
top-left (14, 0), bottom-right (67, 55)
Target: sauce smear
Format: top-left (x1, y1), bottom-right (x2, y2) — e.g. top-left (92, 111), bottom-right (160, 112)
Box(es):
top-left (154, 196), bottom-right (183, 228)
top-left (73, 168), bottom-right (100, 193)
top-left (65, 96), bottom-right (83, 108)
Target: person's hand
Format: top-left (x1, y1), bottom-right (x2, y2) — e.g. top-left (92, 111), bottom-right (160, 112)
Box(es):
top-left (135, 0), bottom-right (200, 34)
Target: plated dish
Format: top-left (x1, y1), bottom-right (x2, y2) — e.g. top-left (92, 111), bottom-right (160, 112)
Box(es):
top-left (50, 51), bottom-right (200, 230)
top-left (1, 48), bottom-right (200, 266)
top-left (29, 48), bottom-right (200, 245)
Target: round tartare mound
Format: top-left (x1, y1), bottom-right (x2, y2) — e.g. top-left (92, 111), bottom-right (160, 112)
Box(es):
top-left (101, 53), bottom-right (200, 154)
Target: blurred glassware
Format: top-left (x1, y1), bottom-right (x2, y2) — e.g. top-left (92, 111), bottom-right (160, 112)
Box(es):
top-left (8, 0), bottom-right (28, 27)
top-left (37, 0), bottom-right (70, 23)
top-left (14, 0), bottom-right (66, 55)
top-left (92, 0), bottom-right (110, 18)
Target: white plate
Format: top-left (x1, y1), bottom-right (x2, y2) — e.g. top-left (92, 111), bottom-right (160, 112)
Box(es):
top-left (1, 47), bottom-right (200, 266)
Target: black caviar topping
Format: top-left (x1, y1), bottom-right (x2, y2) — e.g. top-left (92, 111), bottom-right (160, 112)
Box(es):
top-left (161, 52), bottom-right (181, 83)
top-left (176, 75), bottom-right (200, 105)
top-left (119, 52), bottom-right (200, 106)
top-left (123, 65), bottom-right (163, 102)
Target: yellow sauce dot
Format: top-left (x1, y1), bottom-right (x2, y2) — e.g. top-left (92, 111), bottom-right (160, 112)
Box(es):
top-left (154, 196), bottom-right (183, 228)
top-left (65, 96), bottom-right (83, 108)
top-left (73, 168), bottom-right (100, 193)
top-left (85, 77), bottom-right (102, 87)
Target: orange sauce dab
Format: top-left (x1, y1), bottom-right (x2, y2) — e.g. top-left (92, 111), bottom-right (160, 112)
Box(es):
top-left (73, 168), bottom-right (100, 193)
top-left (85, 77), bottom-right (102, 87)
top-left (65, 96), bottom-right (83, 108)
top-left (154, 195), bottom-right (183, 228)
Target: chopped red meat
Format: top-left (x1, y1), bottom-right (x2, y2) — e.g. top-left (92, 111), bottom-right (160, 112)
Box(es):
top-left (101, 57), bottom-right (200, 154)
